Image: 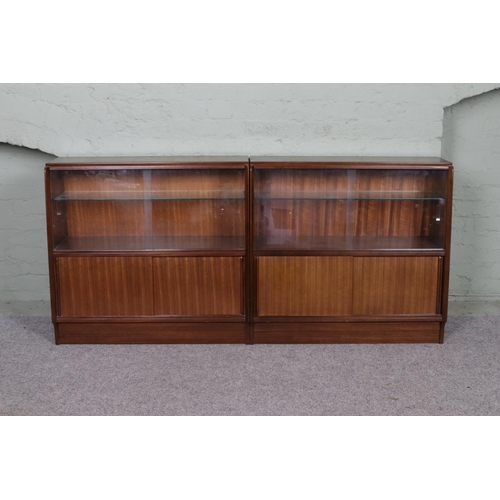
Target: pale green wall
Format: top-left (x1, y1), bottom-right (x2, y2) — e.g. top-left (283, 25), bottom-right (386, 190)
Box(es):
top-left (0, 145), bottom-right (54, 300)
top-left (1, 83), bottom-right (499, 302)
top-left (442, 89), bottom-right (500, 298)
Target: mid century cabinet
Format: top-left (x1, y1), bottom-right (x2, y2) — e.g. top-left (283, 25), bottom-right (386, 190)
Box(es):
top-left (45, 156), bottom-right (453, 344)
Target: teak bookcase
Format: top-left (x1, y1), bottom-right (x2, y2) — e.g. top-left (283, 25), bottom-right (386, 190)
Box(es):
top-left (45, 156), bottom-right (453, 344)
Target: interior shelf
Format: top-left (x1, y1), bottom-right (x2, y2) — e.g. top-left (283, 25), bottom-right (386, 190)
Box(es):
top-left (54, 235), bottom-right (245, 252)
top-left (255, 190), bottom-right (445, 201)
top-left (254, 235), bottom-right (444, 252)
top-left (53, 190), bottom-right (245, 201)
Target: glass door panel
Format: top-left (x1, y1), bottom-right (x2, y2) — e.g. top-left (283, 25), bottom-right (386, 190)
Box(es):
top-left (50, 169), bottom-right (150, 251)
top-left (151, 169), bottom-right (245, 252)
top-left (254, 169), bottom-right (349, 251)
top-left (352, 169), bottom-right (447, 250)
top-left (254, 168), bottom-right (447, 252)
top-left (51, 168), bottom-right (246, 253)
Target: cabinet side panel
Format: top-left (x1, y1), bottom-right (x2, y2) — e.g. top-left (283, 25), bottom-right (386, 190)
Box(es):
top-left (57, 257), bottom-right (154, 317)
top-left (353, 256), bottom-right (439, 315)
top-left (153, 257), bottom-right (243, 316)
top-left (257, 256), bottom-right (353, 316)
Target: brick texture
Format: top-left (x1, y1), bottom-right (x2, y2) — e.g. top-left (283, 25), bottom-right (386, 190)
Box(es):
top-left (0, 83), bottom-right (499, 300)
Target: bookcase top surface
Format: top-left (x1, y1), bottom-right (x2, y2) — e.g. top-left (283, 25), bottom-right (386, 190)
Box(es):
top-left (46, 156), bottom-right (249, 167)
top-left (251, 156), bottom-right (452, 166)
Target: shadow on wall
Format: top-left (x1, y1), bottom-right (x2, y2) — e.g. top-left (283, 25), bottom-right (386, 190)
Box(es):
top-left (442, 88), bottom-right (500, 298)
top-left (0, 143), bottom-right (55, 301)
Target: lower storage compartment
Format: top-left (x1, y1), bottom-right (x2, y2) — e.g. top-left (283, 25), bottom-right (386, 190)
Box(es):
top-left (256, 256), bottom-right (441, 318)
top-left (57, 256), bottom-right (154, 317)
top-left (256, 256), bottom-right (353, 316)
top-left (56, 255), bottom-right (244, 319)
top-left (253, 322), bottom-right (441, 344)
top-left (57, 322), bottom-right (248, 344)
top-left (153, 256), bottom-right (243, 316)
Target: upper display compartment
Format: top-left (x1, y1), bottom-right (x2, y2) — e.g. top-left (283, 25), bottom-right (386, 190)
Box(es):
top-left (48, 160), bottom-right (247, 254)
top-left (253, 165), bottom-right (450, 253)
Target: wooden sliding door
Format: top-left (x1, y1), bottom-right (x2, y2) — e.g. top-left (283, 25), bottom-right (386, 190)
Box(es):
top-left (353, 256), bottom-right (440, 315)
top-left (153, 257), bottom-right (244, 317)
top-left (57, 256), bottom-right (154, 317)
top-left (256, 256), bottom-right (353, 317)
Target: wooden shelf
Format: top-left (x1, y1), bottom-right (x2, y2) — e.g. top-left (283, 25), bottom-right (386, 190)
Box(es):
top-left (54, 190), bottom-right (245, 201)
top-left (254, 235), bottom-right (444, 253)
top-left (54, 235), bottom-right (245, 253)
top-left (255, 190), bottom-right (445, 201)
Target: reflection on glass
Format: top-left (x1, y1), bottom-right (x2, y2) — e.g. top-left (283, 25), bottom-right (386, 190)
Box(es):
top-left (254, 169), bottom-right (447, 251)
top-left (50, 169), bottom-right (245, 252)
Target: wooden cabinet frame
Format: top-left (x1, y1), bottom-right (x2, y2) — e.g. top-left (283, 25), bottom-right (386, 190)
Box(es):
top-left (45, 156), bottom-right (453, 344)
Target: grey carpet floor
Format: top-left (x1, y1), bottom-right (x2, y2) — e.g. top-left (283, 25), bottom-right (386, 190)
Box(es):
top-left (1, 316), bottom-right (499, 415)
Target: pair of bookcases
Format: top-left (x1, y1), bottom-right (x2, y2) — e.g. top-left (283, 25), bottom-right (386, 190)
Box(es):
top-left (45, 156), bottom-right (453, 344)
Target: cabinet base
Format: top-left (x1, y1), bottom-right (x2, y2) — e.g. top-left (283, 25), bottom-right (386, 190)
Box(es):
top-left (56, 322), bottom-right (248, 344)
top-left (55, 321), bottom-right (443, 344)
top-left (253, 322), bottom-right (442, 344)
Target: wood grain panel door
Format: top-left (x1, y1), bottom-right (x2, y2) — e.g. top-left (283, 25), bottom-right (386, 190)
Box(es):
top-left (153, 257), bottom-right (243, 316)
top-left (353, 256), bottom-right (440, 315)
top-left (57, 256), bottom-right (154, 317)
top-left (257, 256), bottom-right (353, 316)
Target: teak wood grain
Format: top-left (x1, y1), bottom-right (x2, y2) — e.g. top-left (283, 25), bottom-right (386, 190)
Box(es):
top-left (47, 156), bottom-right (249, 167)
top-left (45, 157), bottom-right (453, 344)
top-left (257, 256), bottom-right (353, 316)
top-left (353, 200), bottom-right (434, 238)
top-left (253, 321), bottom-right (441, 343)
top-left (353, 170), bottom-right (446, 244)
top-left (152, 200), bottom-right (244, 237)
top-left (57, 322), bottom-right (247, 344)
top-left (255, 168), bottom-right (348, 194)
top-left (52, 169), bottom-right (148, 237)
top-left (65, 200), bottom-right (147, 237)
top-left (250, 156), bottom-right (452, 167)
top-left (153, 257), bottom-right (243, 316)
top-left (352, 256), bottom-right (440, 315)
top-left (151, 170), bottom-right (245, 238)
top-left (255, 200), bottom-right (348, 241)
top-left (354, 169), bottom-right (445, 193)
top-left (57, 256), bottom-right (154, 317)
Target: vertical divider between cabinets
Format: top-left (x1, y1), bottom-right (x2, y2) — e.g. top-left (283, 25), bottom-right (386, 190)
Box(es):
top-left (346, 168), bottom-right (356, 250)
top-left (143, 168), bottom-right (155, 314)
top-left (347, 168), bottom-right (356, 315)
top-left (247, 161), bottom-right (255, 343)
top-left (143, 169), bottom-right (153, 251)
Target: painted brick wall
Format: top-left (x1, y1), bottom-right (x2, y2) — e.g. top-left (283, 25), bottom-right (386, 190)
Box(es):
top-left (0, 144), bottom-right (54, 300)
top-left (0, 83), bottom-right (499, 301)
top-left (442, 89), bottom-right (500, 298)
top-left (1, 83), bottom-right (498, 157)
